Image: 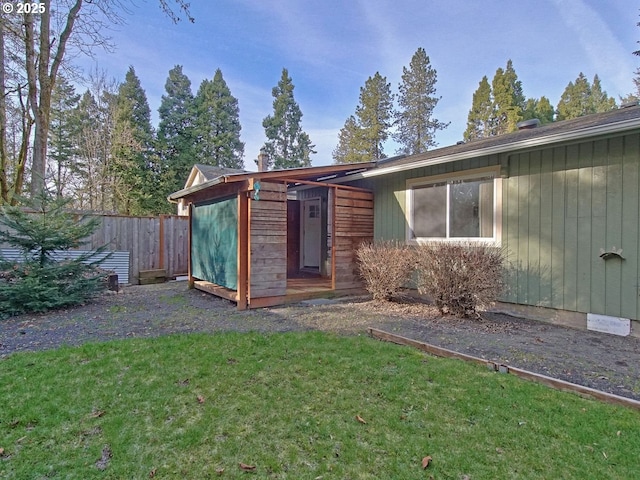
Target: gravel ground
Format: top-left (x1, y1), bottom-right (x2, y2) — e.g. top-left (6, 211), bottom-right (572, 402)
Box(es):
top-left (1, 281), bottom-right (640, 402)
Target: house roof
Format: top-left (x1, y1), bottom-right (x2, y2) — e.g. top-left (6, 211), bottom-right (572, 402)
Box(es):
top-left (169, 162), bottom-right (376, 202)
top-left (185, 164), bottom-right (248, 188)
top-left (170, 105), bottom-right (640, 203)
top-left (346, 104), bottom-right (640, 180)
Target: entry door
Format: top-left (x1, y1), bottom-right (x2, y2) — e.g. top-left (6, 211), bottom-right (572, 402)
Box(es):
top-left (302, 198), bottom-right (321, 269)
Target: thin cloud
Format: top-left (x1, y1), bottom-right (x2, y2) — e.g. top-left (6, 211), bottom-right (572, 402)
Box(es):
top-left (551, 0), bottom-right (634, 94)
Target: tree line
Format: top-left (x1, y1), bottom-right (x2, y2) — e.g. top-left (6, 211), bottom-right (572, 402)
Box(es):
top-left (3, 55), bottom-right (313, 214)
top-left (333, 50), bottom-right (629, 165)
top-left (463, 61), bottom-right (618, 141)
top-left (0, 0), bottom-right (314, 215)
top-left (2, 3), bottom-right (638, 215)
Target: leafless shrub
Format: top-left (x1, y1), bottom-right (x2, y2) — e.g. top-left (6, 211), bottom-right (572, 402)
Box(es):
top-left (356, 240), bottom-right (415, 301)
top-left (414, 241), bottom-right (505, 318)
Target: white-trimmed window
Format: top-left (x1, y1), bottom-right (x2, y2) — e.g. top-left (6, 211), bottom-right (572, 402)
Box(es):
top-left (406, 167), bottom-right (501, 243)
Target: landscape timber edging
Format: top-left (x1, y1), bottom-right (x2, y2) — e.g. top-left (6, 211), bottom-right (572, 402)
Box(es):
top-left (368, 327), bottom-right (640, 412)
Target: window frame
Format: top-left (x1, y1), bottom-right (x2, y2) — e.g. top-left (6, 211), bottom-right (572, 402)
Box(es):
top-left (406, 166), bottom-right (502, 245)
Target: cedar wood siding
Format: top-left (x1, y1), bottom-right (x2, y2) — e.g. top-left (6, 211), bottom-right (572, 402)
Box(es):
top-left (356, 130), bottom-right (640, 321)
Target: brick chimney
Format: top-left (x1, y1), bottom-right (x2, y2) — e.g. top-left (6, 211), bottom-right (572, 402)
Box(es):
top-left (256, 147), bottom-right (269, 172)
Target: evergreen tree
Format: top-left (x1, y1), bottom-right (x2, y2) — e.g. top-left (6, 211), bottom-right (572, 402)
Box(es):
top-left (262, 68), bottom-right (315, 170)
top-left (463, 76), bottom-right (494, 141)
top-left (333, 115), bottom-right (369, 164)
top-left (491, 60), bottom-right (524, 135)
top-left (556, 73), bottom-right (591, 120)
top-left (393, 48), bottom-right (448, 155)
top-left (0, 189), bottom-right (107, 317)
top-left (194, 69), bottom-right (244, 169)
top-left (590, 74), bottom-right (617, 113)
top-left (112, 66), bottom-right (160, 215)
top-left (158, 65), bottom-right (197, 195)
top-left (556, 73), bottom-right (616, 121)
top-left (48, 76), bottom-right (81, 198)
top-left (522, 96), bottom-right (555, 124)
top-left (354, 72), bottom-right (394, 160)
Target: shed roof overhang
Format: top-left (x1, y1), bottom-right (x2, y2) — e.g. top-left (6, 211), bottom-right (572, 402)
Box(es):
top-left (168, 162), bottom-right (376, 203)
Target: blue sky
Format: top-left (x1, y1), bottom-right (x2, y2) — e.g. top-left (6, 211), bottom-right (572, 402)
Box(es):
top-left (82, 0), bottom-right (639, 169)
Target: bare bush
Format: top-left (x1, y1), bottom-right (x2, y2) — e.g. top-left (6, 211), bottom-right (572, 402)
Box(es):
top-left (356, 240), bottom-right (415, 301)
top-left (414, 242), bottom-right (505, 317)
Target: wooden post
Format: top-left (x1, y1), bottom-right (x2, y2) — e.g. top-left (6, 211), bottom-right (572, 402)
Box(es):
top-left (159, 214), bottom-right (165, 271)
top-left (187, 204), bottom-right (194, 289)
top-left (237, 192), bottom-right (249, 310)
top-left (330, 186), bottom-right (337, 290)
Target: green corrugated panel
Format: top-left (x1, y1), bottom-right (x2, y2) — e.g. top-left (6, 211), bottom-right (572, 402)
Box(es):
top-left (191, 197), bottom-right (238, 290)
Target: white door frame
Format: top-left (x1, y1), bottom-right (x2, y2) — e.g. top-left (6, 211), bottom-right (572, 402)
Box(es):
top-left (300, 197), bottom-right (322, 270)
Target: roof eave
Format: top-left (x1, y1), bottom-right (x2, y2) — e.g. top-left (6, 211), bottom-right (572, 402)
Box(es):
top-left (345, 117), bottom-right (640, 181)
top-left (168, 176), bottom-right (226, 202)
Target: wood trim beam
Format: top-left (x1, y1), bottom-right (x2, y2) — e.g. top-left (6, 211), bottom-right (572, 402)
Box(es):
top-left (330, 188), bottom-right (337, 290)
top-left (237, 192), bottom-right (249, 310)
top-left (282, 178), bottom-right (372, 192)
top-left (187, 203), bottom-right (194, 289)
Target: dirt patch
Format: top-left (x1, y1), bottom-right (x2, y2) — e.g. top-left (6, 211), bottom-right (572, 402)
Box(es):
top-left (1, 281), bottom-right (639, 402)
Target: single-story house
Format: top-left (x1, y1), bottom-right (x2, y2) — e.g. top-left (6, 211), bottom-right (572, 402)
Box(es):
top-left (170, 104), bottom-right (640, 335)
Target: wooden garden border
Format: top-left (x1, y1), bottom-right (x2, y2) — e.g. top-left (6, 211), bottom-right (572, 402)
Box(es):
top-left (368, 328), bottom-right (640, 412)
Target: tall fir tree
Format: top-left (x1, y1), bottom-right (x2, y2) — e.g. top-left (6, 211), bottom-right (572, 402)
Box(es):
top-left (491, 60), bottom-right (524, 136)
top-left (158, 65), bottom-right (197, 196)
top-left (463, 76), bottom-right (494, 141)
top-left (590, 74), bottom-right (617, 113)
top-left (354, 72), bottom-right (394, 160)
top-left (333, 115), bottom-right (369, 164)
top-left (112, 66), bottom-right (160, 215)
top-left (194, 69), bottom-right (244, 169)
top-left (48, 76), bottom-right (81, 198)
top-left (262, 68), bottom-right (315, 170)
top-left (393, 48), bottom-right (448, 155)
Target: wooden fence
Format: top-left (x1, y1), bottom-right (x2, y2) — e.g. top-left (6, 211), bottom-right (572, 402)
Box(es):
top-left (1, 214), bottom-right (188, 284)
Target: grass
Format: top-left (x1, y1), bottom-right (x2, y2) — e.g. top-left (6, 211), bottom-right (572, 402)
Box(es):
top-left (0, 332), bottom-right (638, 479)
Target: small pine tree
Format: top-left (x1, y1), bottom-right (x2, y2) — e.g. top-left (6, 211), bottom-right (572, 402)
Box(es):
top-left (0, 190), bottom-right (108, 317)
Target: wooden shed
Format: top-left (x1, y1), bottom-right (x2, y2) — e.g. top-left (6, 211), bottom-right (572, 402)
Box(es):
top-left (168, 163), bottom-right (375, 309)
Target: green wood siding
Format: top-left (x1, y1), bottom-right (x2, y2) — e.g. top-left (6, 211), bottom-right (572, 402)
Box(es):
top-left (361, 131), bottom-right (640, 320)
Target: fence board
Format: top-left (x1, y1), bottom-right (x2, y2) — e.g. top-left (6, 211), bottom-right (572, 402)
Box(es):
top-left (0, 213), bottom-right (188, 284)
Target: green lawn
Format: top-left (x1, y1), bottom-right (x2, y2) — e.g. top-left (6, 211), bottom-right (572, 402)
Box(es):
top-left (1, 332), bottom-right (638, 479)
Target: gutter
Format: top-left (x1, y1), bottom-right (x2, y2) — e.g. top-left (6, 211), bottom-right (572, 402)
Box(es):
top-left (167, 176), bottom-right (226, 203)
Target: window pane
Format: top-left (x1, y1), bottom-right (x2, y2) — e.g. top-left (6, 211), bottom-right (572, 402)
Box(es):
top-left (449, 178), bottom-right (493, 238)
top-left (413, 183), bottom-right (446, 237)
